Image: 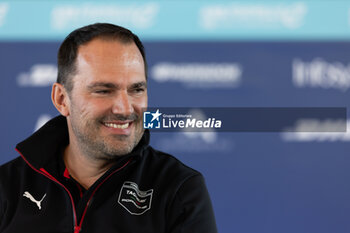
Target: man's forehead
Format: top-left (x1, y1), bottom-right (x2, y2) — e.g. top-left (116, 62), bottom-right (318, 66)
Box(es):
top-left (78, 38), bottom-right (140, 57)
top-left (76, 39), bottom-right (144, 69)
top-left (75, 41), bottom-right (141, 69)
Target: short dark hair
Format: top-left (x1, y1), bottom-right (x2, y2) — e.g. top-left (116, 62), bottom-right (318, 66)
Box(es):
top-left (57, 23), bottom-right (147, 92)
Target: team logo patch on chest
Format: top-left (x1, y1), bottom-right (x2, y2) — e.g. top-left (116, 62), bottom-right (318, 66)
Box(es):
top-left (118, 181), bottom-right (153, 215)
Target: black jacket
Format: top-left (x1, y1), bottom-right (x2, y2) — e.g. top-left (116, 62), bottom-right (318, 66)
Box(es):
top-left (0, 116), bottom-right (217, 233)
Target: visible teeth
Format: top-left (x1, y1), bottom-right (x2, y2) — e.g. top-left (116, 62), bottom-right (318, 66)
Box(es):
top-left (104, 122), bottom-right (129, 129)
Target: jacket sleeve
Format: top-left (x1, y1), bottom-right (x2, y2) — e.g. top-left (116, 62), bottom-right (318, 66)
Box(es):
top-left (166, 174), bottom-right (218, 233)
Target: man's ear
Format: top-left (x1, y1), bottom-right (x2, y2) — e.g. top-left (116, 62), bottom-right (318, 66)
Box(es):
top-left (51, 83), bottom-right (70, 116)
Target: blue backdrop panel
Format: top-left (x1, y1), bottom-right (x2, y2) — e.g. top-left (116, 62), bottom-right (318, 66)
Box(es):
top-left (1, 41), bottom-right (350, 233)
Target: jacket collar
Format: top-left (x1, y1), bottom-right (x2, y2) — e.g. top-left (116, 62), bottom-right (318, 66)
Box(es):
top-left (16, 115), bottom-right (150, 170)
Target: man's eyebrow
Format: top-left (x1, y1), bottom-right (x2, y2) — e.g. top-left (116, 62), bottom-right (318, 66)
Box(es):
top-left (87, 82), bottom-right (117, 89)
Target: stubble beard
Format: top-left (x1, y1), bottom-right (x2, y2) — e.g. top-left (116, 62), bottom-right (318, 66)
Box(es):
top-left (70, 112), bottom-right (144, 161)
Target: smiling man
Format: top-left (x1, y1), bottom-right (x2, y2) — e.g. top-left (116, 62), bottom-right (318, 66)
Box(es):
top-left (0, 23), bottom-right (217, 233)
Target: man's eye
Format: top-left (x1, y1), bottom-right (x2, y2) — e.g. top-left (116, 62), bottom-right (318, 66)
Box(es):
top-left (133, 88), bottom-right (145, 93)
top-left (95, 90), bottom-right (111, 94)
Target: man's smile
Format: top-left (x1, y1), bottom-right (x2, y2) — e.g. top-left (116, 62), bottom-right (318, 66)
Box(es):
top-left (103, 122), bottom-right (130, 129)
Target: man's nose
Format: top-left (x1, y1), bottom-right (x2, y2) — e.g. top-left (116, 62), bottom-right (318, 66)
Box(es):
top-left (111, 91), bottom-right (133, 116)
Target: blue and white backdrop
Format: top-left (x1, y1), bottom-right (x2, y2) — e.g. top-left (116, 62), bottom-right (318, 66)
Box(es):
top-left (1, 1), bottom-right (350, 232)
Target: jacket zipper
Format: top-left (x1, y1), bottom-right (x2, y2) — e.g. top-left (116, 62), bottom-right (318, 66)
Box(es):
top-left (75, 159), bottom-right (132, 231)
top-left (17, 148), bottom-right (132, 233)
top-left (39, 168), bottom-right (80, 233)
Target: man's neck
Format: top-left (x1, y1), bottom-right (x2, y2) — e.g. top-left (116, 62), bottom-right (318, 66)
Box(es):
top-left (63, 145), bottom-right (112, 190)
